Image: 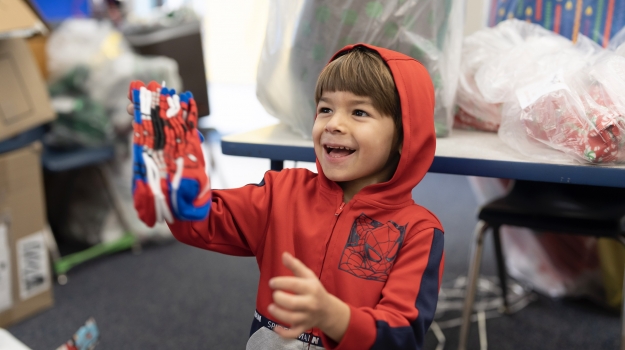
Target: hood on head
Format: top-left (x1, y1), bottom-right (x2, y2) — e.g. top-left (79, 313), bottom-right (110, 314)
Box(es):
top-left (316, 43), bottom-right (436, 203)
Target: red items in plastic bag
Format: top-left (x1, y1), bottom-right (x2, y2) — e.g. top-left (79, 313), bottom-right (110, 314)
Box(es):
top-left (514, 74), bottom-right (625, 164)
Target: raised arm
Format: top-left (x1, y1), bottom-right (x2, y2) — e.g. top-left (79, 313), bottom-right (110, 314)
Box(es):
top-left (167, 171), bottom-right (278, 256)
top-left (128, 80), bottom-right (273, 256)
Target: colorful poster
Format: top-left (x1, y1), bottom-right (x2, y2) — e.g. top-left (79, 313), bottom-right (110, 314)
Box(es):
top-left (490, 0), bottom-right (625, 47)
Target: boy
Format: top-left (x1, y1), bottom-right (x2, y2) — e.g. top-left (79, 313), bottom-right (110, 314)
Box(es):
top-left (131, 44), bottom-right (444, 349)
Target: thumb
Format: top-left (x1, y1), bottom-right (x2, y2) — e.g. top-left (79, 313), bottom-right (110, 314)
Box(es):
top-left (282, 252), bottom-right (316, 279)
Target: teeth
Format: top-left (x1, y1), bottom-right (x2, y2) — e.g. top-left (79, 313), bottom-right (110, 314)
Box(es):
top-left (327, 146), bottom-right (354, 151)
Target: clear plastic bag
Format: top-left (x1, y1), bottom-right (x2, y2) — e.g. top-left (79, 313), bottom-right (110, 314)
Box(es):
top-left (47, 19), bottom-right (182, 135)
top-left (256, 0), bottom-right (464, 138)
top-left (455, 20), bottom-right (574, 131)
top-left (608, 25), bottom-right (625, 51)
top-left (499, 49), bottom-right (625, 164)
top-left (474, 21), bottom-right (575, 105)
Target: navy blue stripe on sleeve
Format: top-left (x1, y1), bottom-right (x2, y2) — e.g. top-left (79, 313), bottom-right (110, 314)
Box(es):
top-left (371, 228), bottom-right (444, 350)
top-left (412, 228), bottom-right (444, 347)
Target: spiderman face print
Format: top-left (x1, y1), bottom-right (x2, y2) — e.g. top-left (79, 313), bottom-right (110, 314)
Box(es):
top-left (339, 213), bottom-right (407, 282)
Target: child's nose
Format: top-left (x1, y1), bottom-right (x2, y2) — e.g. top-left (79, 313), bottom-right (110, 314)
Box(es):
top-left (324, 112), bottom-right (348, 133)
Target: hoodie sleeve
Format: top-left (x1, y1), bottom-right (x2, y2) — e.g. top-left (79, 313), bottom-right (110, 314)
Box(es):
top-left (321, 227), bottom-right (444, 350)
top-left (167, 171), bottom-right (277, 256)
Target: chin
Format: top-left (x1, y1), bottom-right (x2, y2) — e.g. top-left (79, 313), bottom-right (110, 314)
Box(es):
top-left (322, 170), bottom-right (356, 183)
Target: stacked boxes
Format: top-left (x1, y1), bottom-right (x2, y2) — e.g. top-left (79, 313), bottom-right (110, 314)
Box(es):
top-left (0, 0), bottom-right (56, 326)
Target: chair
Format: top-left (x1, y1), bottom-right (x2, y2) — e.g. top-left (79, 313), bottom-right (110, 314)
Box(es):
top-left (458, 180), bottom-right (625, 350)
top-left (42, 144), bottom-right (140, 284)
top-left (0, 126), bottom-right (138, 284)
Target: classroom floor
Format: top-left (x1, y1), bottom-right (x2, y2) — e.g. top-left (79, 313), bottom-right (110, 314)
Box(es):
top-left (7, 83), bottom-right (621, 349)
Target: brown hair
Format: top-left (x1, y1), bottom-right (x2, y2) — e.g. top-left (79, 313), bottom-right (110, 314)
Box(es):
top-left (314, 46), bottom-right (402, 147)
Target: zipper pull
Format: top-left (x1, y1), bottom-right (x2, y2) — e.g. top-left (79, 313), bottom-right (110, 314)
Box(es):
top-left (335, 202), bottom-right (345, 216)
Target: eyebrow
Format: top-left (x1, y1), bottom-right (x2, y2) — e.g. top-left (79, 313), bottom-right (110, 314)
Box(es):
top-left (319, 97), bottom-right (331, 103)
top-left (351, 99), bottom-right (371, 105)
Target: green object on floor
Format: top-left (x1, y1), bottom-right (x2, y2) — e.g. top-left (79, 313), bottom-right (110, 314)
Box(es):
top-left (54, 234), bottom-right (136, 275)
top-left (598, 237), bottom-right (625, 310)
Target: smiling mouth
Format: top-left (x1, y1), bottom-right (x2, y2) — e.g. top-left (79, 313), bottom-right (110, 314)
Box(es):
top-left (324, 145), bottom-right (356, 158)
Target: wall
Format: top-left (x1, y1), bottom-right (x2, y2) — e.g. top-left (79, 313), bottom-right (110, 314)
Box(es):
top-left (202, 0), bottom-right (269, 84)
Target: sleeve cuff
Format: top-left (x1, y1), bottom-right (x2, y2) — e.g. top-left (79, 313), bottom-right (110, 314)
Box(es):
top-left (320, 305), bottom-right (377, 350)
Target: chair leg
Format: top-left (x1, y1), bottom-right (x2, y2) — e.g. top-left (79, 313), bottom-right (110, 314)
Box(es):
top-left (492, 225), bottom-right (510, 314)
top-left (619, 237), bottom-right (625, 350)
top-left (612, 235), bottom-right (625, 350)
top-left (458, 220), bottom-right (490, 350)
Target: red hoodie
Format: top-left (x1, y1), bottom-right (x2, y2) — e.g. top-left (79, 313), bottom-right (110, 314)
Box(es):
top-left (168, 44), bottom-right (444, 350)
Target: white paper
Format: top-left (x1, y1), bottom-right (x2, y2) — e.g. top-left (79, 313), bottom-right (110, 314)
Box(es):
top-left (0, 223), bottom-right (12, 313)
top-left (516, 71), bottom-right (571, 109)
top-left (0, 329), bottom-right (32, 350)
top-left (16, 232), bottom-right (50, 300)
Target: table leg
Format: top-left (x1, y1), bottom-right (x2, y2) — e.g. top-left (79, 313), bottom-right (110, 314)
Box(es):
top-left (459, 220), bottom-right (489, 350)
top-left (270, 160), bottom-right (284, 171)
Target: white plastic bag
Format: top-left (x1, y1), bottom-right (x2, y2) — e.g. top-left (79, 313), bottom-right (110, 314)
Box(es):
top-left (256, 0), bottom-right (464, 138)
top-left (47, 19), bottom-right (182, 132)
top-left (608, 25), bottom-right (625, 51)
top-left (499, 44), bottom-right (625, 164)
top-left (455, 20), bottom-right (573, 131)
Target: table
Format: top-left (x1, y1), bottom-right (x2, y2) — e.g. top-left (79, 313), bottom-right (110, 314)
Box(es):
top-left (221, 123), bottom-right (625, 188)
top-left (221, 123), bottom-right (625, 349)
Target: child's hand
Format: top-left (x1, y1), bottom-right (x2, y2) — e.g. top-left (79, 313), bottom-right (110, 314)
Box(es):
top-left (268, 252), bottom-right (350, 343)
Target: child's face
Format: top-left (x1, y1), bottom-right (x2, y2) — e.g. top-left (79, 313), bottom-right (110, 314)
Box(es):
top-left (313, 90), bottom-right (399, 190)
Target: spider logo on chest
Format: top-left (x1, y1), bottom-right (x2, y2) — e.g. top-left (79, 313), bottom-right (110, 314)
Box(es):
top-left (338, 213), bottom-right (407, 282)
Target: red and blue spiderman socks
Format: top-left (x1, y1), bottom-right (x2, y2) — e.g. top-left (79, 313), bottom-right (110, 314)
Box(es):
top-left (146, 81), bottom-right (174, 224)
top-left (129, 80), bottom-right (211, 225)
top-left (129, 80), bottom-right (157, 227)
top-left (171, 91), bottom-right (211, 221)
top-left (129, 80), bottom-right (174, 226)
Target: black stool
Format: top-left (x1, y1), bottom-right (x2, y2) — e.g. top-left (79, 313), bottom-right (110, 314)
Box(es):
top-left (458, 180), bottom-right (625, 350)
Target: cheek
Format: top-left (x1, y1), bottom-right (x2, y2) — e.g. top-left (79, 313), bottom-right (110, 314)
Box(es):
top-left (362, 128), bottom-right (390, 149)
top-left (360, 125), bottom-right (395, 158)
top-left (312, 122), bottom-right (325, 153)
top-left (312, 119), bottom-right (324, 137)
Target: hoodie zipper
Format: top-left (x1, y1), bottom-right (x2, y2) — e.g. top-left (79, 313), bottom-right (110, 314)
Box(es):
top-left (334, 202), bottom-right (345, 216)
top-left (310, 201), bottom-right (346, 347)
top-left (319, 201), bottom-right (345, 278)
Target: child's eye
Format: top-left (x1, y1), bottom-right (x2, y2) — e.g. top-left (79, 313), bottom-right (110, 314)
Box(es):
top-left (353, 109), bottom-right (369, 117)
top-left (318, 107), bottom-right (332, 114)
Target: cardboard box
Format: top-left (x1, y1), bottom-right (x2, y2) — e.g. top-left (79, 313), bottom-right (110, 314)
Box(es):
top-left (0, 38), bottom-right (55, 142)
top-left (0, 0), bottom-right (54, 143)
top-left (0, 0), bottom-right (45, 37)
top-left (26, 34), bottom-right (48, 80)
top-left (0, 142), bottom-right (54, 327)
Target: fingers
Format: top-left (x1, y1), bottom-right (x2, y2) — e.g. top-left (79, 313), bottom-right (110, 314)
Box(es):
top-left (268, 303), bottom-right (310, 339)
top-left (272, 289), bottom-right (309, 311)
top-left (268, 303), bottom-right (307, 324)
top-left (269, 276), bottom-right (311, 294)
top-left (127, 103), bottom-right (134, 116)
top-left (282, 252), bottom-right (316, 279)
top-left (273, 324), bottom-right (309, 339)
